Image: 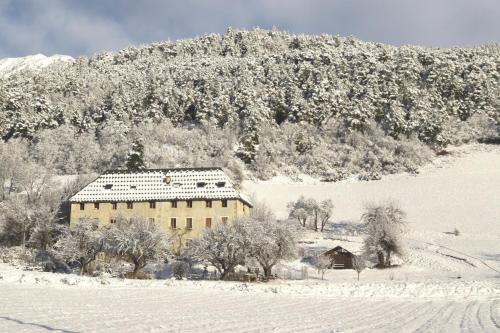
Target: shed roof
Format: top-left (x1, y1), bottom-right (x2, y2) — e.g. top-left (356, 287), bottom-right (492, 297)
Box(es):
top-left (69, 168), bottom-right (252, 206)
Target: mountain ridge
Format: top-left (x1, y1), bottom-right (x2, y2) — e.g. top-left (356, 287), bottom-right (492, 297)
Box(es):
top-left (0, 54), bottom-right (73, 78)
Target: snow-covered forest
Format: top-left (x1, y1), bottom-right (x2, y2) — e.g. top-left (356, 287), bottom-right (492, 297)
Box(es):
top-left (0, 28), bottom-right (499, 181)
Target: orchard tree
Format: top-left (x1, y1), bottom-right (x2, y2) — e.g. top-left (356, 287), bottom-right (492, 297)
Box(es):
top-left (104, 217), bottom-right (171, 277)
top-left (352, 255), bottom-right (367, 281)
top-left (362, 200), bottom-right (407, 267)
top-left (238, 203), bottom-right (297, 278)
top-left (187, 224), bottom-right (247, 280)
top-left (287, 196), bottom-right (315, 228)
top-left (56, 219), bottom-right (104, 275)
top-left (314, 254), bottom-right (335, 280)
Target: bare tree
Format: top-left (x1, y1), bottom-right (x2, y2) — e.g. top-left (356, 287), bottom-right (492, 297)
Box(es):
top-left (104, 217), bottom-right (171, 277)
top-left (171, 228), bottom-right (189, 256)
top-left (0, 139), bottom-right (28, 200)
top-left (352, 255), bottom-right (366, 281)
top-left (315, 254), bottom-right (334, 280)
top-left (55, 219), bottom-right (104, 275)
top-left (186, 224), bottom-right (247, 280)
top-left (362, 200), bottom-right (407, 267)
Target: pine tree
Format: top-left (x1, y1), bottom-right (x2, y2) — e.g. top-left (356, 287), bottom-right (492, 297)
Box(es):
top-left (126, 140), bottom-right (146, 171)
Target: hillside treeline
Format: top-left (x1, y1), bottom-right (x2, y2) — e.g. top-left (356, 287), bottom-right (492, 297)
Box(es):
top-left (0, 28), bottom-right (498, 180)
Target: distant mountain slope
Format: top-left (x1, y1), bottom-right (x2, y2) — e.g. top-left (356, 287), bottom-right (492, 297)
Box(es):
top-left (0, 54), bottom-right (73, 78)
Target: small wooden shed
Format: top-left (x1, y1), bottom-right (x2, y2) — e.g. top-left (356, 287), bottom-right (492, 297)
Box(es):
top-left (323, 246), bottom-right (354, 269)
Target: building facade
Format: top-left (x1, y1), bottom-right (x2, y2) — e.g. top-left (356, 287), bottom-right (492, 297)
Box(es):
top-left (69, 168), bottom-right (252, 246)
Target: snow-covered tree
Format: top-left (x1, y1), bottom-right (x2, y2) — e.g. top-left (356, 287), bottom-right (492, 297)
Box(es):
top-left (238, 202), bottom-right (296, 278)
top-left (186, 223), bottom-right (247, 280)
top-left (125, 139), bottom-right (146, 171)
top-left (103, 217), bottom-right (171, 277)
top-left (287, 196), bottom-right (316, 228)
top-left (55, 219), bottom-right (104, 275)
top-left (362, 200), bottom-right (407, 267)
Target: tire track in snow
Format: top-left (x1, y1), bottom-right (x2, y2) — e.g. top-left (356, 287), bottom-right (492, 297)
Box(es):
top-left (413, 301), bottom-right (454, 333)
top-left (490, 299), bottom-right (500, 329)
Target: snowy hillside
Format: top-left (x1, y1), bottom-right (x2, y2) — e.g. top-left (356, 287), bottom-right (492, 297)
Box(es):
top-left (244, 144), bottom-right (500, 273)
top-left (0, 54), bottom-right (73, 78)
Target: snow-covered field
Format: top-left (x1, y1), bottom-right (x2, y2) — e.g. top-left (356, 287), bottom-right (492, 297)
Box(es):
top-left (1, 144), bottom-right (499, 332)
top-left (1, 263), bottom-right (499, 333)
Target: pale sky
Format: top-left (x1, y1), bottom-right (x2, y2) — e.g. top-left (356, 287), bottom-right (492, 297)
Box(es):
top-left (0, 0), bottom-right (499, 58)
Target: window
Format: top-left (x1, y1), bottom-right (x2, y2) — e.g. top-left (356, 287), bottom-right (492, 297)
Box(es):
top-left (171, 200), bottom-right (177, 208)
top-left (127, 202), bottom-right (133, 209)
top-left (221, 217), bottom-right (228, 224)
top-left (187, 200), bottom-right (193, 208)
top-left (148, 218), bottom-right (155, 223)
top-left (170, 218), bottom-right (177, 229)
top-left (112, 202), bottom-right (117, 210)
top-left (186, 218), bottom-right (193, 229)
top-left (206, 200), bottom-right (212, 208)
top-left (149, 201), bottom-right (156, 209)
top-left (94, 202), bottom-right (100, 210)
top-left (216, 181), bottom-right (226, 188)
top-left (205, 218), bottom-right (212, 228)
top-left (197, 182), bottom-right (207, 188)
top-left (79, 203), bottom-right (85, 210)
top-left (221, 199), bottom-right (228, 208)
top-left (104, 184), bottom-right (113, 189)
top-left (110, 218), bottom-right (116, 224)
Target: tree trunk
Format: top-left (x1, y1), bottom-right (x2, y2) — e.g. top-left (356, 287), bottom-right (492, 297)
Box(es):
top-left (220, 270), bottom-right (229, 280)
top-left (357, 272), bottom-right (360, 281)
top-left (132, 259), bottom-right (142, 278)
top-left (377, 251), bottom-right (385, 267)
top-left (386, 250), bottom-right (391, 267)
top-left (263, 266), bottom-right (272, 279)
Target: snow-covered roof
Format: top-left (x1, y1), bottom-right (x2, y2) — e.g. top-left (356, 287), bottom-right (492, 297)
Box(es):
top-left (69, 168), bottom-right (252, 206)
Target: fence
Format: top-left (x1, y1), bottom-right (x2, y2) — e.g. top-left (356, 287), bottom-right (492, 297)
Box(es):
top-left (273, 264), bottom-right (309, 280)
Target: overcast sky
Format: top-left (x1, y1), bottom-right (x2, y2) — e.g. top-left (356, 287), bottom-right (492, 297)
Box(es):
top-left (0, 0), bottom-right (499, 58)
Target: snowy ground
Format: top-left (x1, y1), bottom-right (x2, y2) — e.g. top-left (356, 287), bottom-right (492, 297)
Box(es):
top-left (0, 263), bottom-right (499, 333)
top-left (1, 144), bottom-right (499, 332)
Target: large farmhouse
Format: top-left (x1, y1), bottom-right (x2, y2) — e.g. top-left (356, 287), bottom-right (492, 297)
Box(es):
top-left (69, 167), bottom-right (252, 245)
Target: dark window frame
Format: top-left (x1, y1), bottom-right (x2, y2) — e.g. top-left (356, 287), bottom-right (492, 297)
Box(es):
top-left (94, 202), bottom-right (100, 210)
top-left (221, 199), bottom-right (228, 208)
top-left (79, 203), bottom-right (85, 210)
top-left (127, 202), bottom-right (133, 209)
top-left (187, 200), bottom-right (193, 208)
top-left (149, 201), bottom-right (156, 209)
top-left (205, 217), bottom-right (212, 228)
top-left (171, 200), bottom-right (177, 208)
top-left (186, 217), bottom-right (193, 229)
top-left (206, 200), bottom-right (212, 208)
top-left (170, 218), bottom-right (177, 229)
top-left (112, 202), bottom-right (117, 210)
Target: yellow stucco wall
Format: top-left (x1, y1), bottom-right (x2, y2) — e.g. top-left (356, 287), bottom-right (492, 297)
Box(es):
top-left (70, 199), bottom-right (251, 248)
